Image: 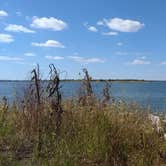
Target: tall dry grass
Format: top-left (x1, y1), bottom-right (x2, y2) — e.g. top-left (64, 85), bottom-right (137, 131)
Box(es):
top-left (0, 64), bottom-right (166, 166)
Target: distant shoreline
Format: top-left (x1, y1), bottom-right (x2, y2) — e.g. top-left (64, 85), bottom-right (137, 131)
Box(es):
top-left (0, 79), bottom-right (165, 82)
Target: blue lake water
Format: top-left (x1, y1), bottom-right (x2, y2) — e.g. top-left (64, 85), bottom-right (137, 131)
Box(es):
top-left (0, 81), bottom-right (166, 112)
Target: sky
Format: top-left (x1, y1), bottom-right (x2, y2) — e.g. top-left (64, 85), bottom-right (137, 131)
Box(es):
top-left (0, 0), bottom-right (166, 80)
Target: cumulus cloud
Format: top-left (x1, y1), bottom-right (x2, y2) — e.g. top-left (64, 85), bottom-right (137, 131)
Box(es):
top-left (0, 56), bottom-right (23, 61)
top-left (102, 31), bottom-right (118, 36)
top-left (97, 21), bottom-right (104, 26)
top-left (45, 55), bottom-right (64, 60)
top-left (130, 57), bottom-right (150, 65)
top-left (98, 18), bottom-right (144, 32)
top-left (0, 10), bottom-right (8, 17)
top-left (31, 17), bottom-right (67, 31)
top-left (5, 24), bottom-right (35, 33)
top-left (32, 40), bottom-right (65, 48)
top-left (88, 26), bottom-right (98, 32)
top-left (24, 52), bottom-right (36, 57)
top-left (84, 23), bottom-right (98, 32)
top-left (0, 34), bottom-right (14, 43)
top-left (68, 56), bottom-right (104, 64)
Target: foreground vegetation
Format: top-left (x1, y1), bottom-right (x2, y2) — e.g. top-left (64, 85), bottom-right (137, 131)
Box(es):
top-left (0, 65), bottom-right (166, 166)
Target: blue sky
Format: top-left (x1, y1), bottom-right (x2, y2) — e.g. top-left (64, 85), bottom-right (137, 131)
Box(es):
top-left (0, 0), bottom-right (166, 80)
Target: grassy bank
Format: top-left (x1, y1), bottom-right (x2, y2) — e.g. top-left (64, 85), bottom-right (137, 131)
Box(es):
top-left (0, 65), bottom-right (166, 166)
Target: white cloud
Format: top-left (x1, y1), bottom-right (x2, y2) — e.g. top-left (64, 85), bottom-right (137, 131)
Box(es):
top-left (0, 34), bottom-right (14, 43)
top-left (31, 17), bottom-right (67, 31)
top-left (131, 59), bottom-right (150, 65)
top-left (117, 42), bottom-right (123, 46)
top-left (0, 10), bottom-right (8, 17)
top-left (88, 26), bottom-right (98, 32)
top-left (45, 55), bottom-right (64, 60)
top-left (97, 21), bottom-right (104, 26)
top-left (98, 18), bottom-right (144, 32)
top-left (32, 40), bottom-right (65, 48)
top-left (0, 56), bottom-right (23, 61)
top-left (116, 52), bottom-right (150, 56)
top-left (130, 57), bottom-right (150, 65)
top-left (5, 24), bottom-right (35, 33)
top-left (102, 31), bottom-right (118, 36)
top-left (24, 52), bottom-right (36, 57)
top-left (68, 56), bottom-right (104, 64)
top-left (84, 23), bottom-right (98, 32)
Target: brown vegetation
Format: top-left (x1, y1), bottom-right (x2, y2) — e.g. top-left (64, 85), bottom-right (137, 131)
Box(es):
top-left (0, 65), bottom-right (166, 165)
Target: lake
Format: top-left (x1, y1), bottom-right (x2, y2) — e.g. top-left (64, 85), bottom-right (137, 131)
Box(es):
top-left (0, 81), bottom-right (166, 112)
